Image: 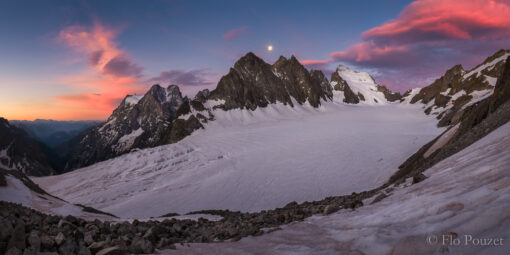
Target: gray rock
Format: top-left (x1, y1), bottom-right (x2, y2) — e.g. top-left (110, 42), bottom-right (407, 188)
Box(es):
top-left (77, 245), bottom-right (92, 255)
top-left (58, 239), bottom-right (77, 255)
top-left (57, 219), bottom-right (72, 228)
top-left (371, 193), bottom-right (388, 204)
top-left (22, 248), bottom-right (36, 255)
top-left (412, 173), bottom-right (428, 184)
top-left (323, 205), bottom-right (340, 215)
top-left (0, 216), bottom-right (13, 241)
top-left (129, 236), bottom-right (153, 254)
top-left (27, 230), bottom-right (41, 251)
top-left (88, 241), bottom-right (108, 254)
top-left (54, 232), bottom-right (65, 246)
top-left (84, 231), bottom-right (94, 245)
top-left (156, 238), bottom-right (176, 249)
top-left (40, 234), bottom-right (55, 250)
top-left (5, 247), bottom-right (22, 255)
top-left (95, 246), bottom-right (127, 255)
top-left (7, 220), bottom-right (25, 250)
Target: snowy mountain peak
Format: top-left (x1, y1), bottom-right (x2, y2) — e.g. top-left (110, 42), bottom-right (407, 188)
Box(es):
top-left (334, 64), bottom-right (377, 87)
top-left (331, 64), bottom-right (388, 105)
top-left (124, 94), bottom-right (143, 106)
top-left (65, 84), bottom-right (200, 170)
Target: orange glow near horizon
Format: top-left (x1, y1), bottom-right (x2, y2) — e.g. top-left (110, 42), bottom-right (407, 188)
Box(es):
top-left (0, 21), bottom-right (147, 121)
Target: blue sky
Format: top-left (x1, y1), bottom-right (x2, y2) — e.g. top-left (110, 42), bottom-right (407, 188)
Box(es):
top-left (1, 0), bottom-right (509, 120)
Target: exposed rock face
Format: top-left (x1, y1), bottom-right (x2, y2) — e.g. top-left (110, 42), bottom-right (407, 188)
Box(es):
top-left (310, 70), bottom-right (333, 101)
top-left (377, 85), bottom-right (402, 102)
top-left (331, 70), bottom-right (359, 104)
top-left (390, 54), bottom-right (510, 184)
top-left (65, 85), bottom-right (202, 170)
top-left (0, 118), bottom-right (53, 176)
top-left (407, 49), bottom-right (510, 127)
top-left (193, 89), bottom-right (210, 103)
top-left (208, 53), bottom-right (332, 110)
top-left (490, 57), bottom-right (510, 112)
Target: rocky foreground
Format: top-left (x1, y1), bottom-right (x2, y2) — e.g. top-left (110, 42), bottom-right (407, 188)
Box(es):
top-left (0, 182), bottom-right (403, 255)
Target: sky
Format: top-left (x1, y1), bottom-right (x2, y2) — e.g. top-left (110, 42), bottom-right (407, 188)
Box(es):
top-left (1, 0), bottom-right (510, 121)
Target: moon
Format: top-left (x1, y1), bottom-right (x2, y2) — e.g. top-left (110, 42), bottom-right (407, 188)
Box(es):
top-left (267, 45), bottom-right (273, 51)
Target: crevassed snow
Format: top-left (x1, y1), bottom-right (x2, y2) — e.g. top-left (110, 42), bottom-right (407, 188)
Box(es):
top-left (162, 121), bottom-right (510, 255)
top-left (34, 101), bottom-right (442, 218)
top-left (463, 53), bottom-right (510, 79)
top-left (335, 65), bottom-right (388, 104)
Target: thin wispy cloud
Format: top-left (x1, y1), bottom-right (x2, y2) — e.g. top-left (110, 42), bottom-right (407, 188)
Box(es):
top-left (320, 0), bottom-right (510, 91)
top-left (222, 26), bottom-right (248, 40)
top-left (55, 21), bottom-right (145, 119)
top-left (148, 69), bottom-right (215, 86)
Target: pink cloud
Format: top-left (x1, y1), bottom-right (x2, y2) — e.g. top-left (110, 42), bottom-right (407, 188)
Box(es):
top-left (331, 42), bottom-right (411, 65)
top-left (58, 21), bottom-right (142, 77)
top-left (55, 21), bottom-right (146, 119)
top-left (222, 26), bottom-right (248, 40)
top-left (330, 0), bottom-right (510, 91)
top-left (300, 60), bottom-right (330, 66)
top-left (362, 0), bottom-right (510, 43)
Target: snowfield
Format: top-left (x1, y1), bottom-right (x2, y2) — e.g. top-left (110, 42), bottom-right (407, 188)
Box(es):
top-left (33, 101), bottom-right (442, 218)
top-left (162, 120), bottom-right (510, 255)
top-left (0, 175), bottom-right (115, 221)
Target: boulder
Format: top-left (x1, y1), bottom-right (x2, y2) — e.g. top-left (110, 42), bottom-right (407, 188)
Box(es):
top-left (95, 246), bottom-right (127, 255)
top-left (7, 220), bottom-right (25, 250)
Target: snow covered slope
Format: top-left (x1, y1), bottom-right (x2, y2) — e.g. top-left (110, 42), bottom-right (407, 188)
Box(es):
top-left (33, 101), bottom-right (442, 218)
top-left (162, 119), bottom-right (510, 255)
top-left (0, 170), bottom-right (115, 220)
top-left (331, 65), bottom-right (388, 104)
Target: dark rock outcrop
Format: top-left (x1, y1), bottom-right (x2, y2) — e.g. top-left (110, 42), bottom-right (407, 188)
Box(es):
top-left (208, 53), bottom-right (332, 110)
top-left (390, 55), bottom-right (510, 184)
top-left (331, 70), bottom-right (359, 104)
top-left (0, 187), bottom-right (378, 255)
top-left (0, 118), bottom-right (54, 176)
top-left (377, 85), bottom-right (402, 102)
top-left (490, 57), bottom-right (510, 112)
top-left (408, 49), bottom-right (510, 127)
top-left (193, 89), bottom-right (210, 103)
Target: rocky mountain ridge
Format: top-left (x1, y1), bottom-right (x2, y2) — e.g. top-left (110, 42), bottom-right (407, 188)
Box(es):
top-left (208, 53), bottom-right (333, 110)
top-left (65, 53), bottom-right (341, 170)
top-left (404, 49), bottom-right (510, 127)
top-left (45, 50), bottom-right (510, 172)
top-left (0, 118), bottom-right (54, 176)
top-left (64, 84), bottom-right (203, 170)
